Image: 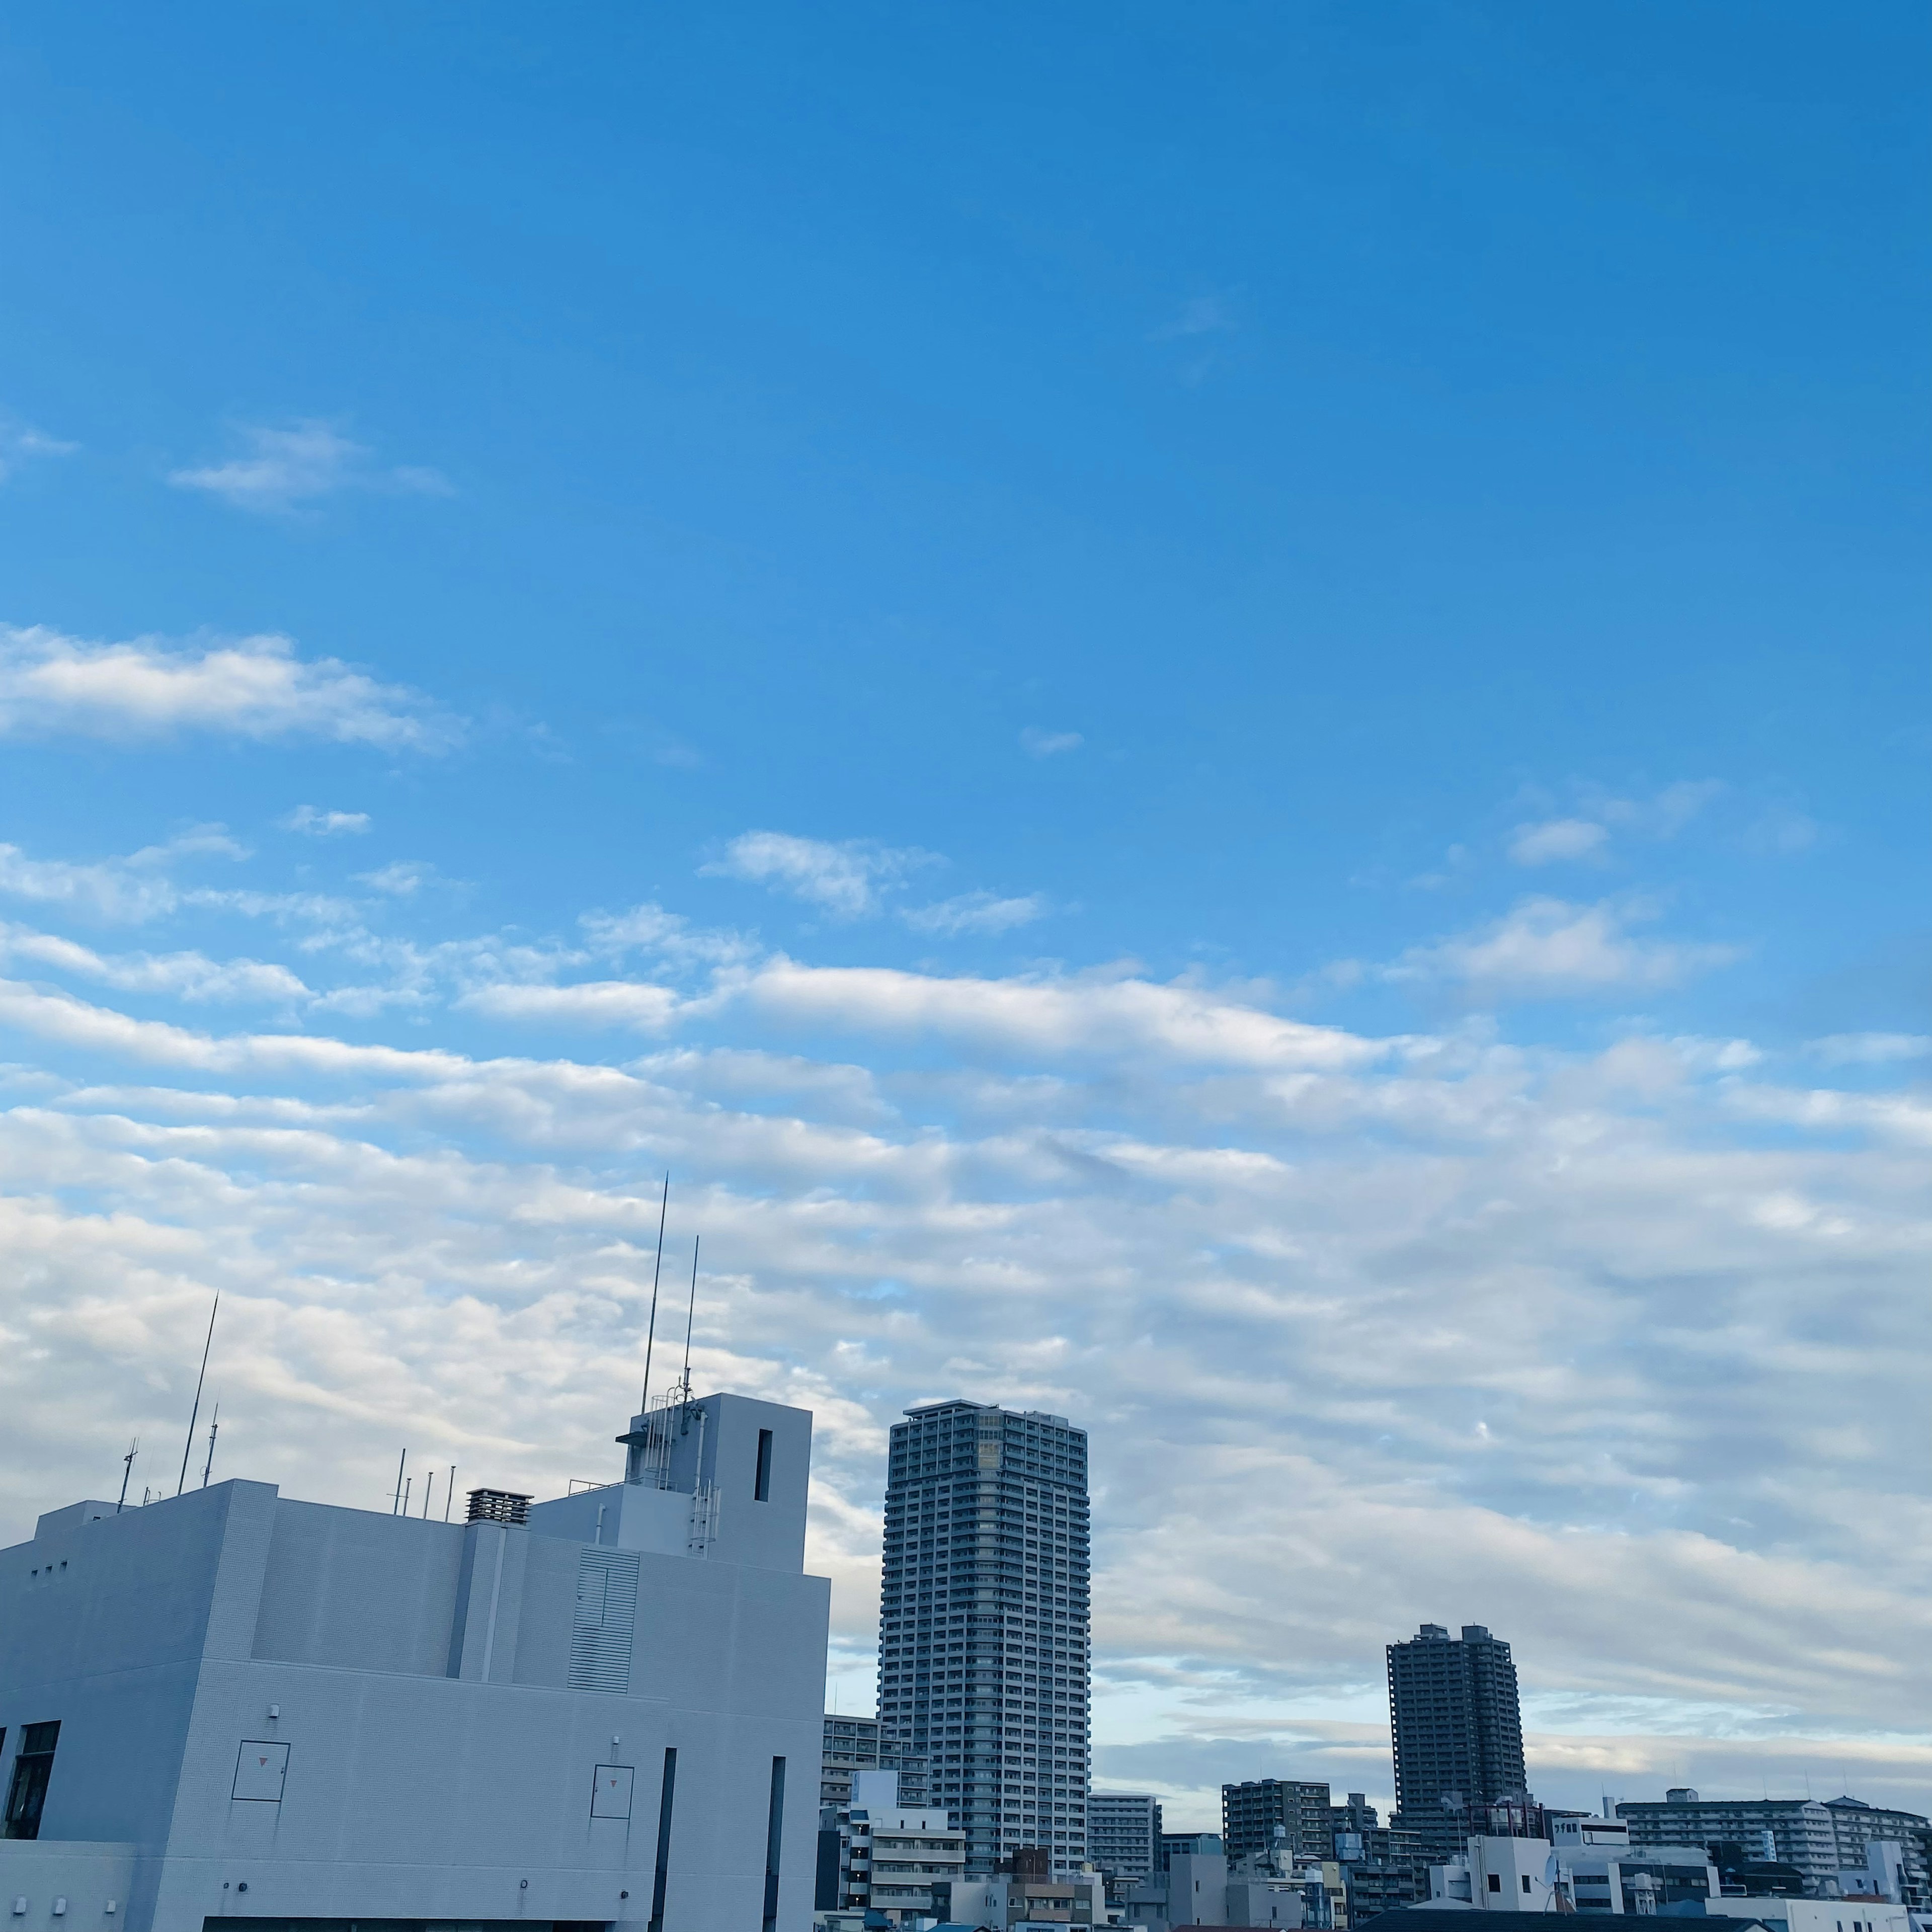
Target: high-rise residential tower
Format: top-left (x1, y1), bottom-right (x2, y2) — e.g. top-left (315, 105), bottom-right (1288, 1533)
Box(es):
top-left (1386, 1622), bottom-right (1528, 1859)
top-left (877, 1401), bottom-right (1091, 1874)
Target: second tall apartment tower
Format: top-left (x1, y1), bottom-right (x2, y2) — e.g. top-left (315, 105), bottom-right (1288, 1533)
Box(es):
top-left (1387, 1622), bottom-right (1527, 1859)
top-left (877, 1402), bottom-right (1091, 1874)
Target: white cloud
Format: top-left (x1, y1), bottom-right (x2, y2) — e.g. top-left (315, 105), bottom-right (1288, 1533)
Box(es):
top-left (1020, 727), bottom-right (1084, 758)
top-left (282, 806), bottom-right (371, 837)
top-left (0, 925), bottom-right (309, 1004)
top-left (579, 902), bottom-right (753, 968)
top-left (0, 857), bottom-right (1924, 1817)
top-left (1805, 1033), bottom-right (1932, 1067)
top-left (1391, 897), bottom-right (1740, 1000)
top-left (1509, 818), bottom-right (1609, 865)
top-left (0, 624), bottom-right (458, 750)
top-left (355, 861), bottom-right (434, 898)
top-left (0, 420), bottom-right (78, 482)
top-left (1506, 781), bottom-right (1726, 869)
top-left (168, 420), bottom-right (452, 513)
top-left (0, 831), bottom-right (245, 923)
top-left (457, 980), bottom-right (681, 1030)
top-left (901, 891), bottom-right (1048, 937)
top-left (731, 957), bottom-right (1379, 1070)
top-left (702, 831), bottom-right (934, 919)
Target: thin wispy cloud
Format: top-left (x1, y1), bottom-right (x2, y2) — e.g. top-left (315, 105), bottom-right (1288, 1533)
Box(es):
top-left (354, 860), bottom-right (438, 898)
top-left (281, 806), bottom-right (371, 837)
top-left (902, 890), bottom-right (1048, 937)
top-left (0, 924), bottom-right (309, 1005)
top-left (1151, 294), bottom-right (1238, 341)
top-left (0, 830), bottom-right (244, 924)
top-left (1805, 1032), bottom-right (1931, 1067)
top-left (703, 830), bottom-right (936, 918)
top-left (0, 624), bottom-right (460, 750)
top-left (0, 418), bottom-right (78, 482)
top-left (1020, 727), bottom-right (1084, 758)
top-left (1509, 781), bottom-right (1724, 867)
top-left (168, 420), bottom-right (452, 514)
top-left (1390, 896), bottom-right (1740, 999)
top-left (1509, 818), bottom-right (1609, 865)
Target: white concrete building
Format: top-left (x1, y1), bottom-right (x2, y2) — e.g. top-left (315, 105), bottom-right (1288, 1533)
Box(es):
top-left (816, 1767), bottom-right (964, 1922)
top-left (1121, 1844), bottom-right (1310, 1932)
top-left (0, 1390), bottom-right (830, 1932)
top-left (1707, 1898), bottom-right (1912, 1932)
top-left (1431, 1826), bottom-right (1720, 1915)
top-left (1088, 1796), bottom-right (1163, 1885)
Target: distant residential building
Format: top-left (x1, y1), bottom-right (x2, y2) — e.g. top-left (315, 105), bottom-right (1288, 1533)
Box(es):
top-left (1330, 1792), bottom-right (1425, 1917)
top-left (815, 1767), bottom-right (964, 1922)
top-left (1090, 1792), bottom-right (1164, 1881)
top-left (1388, 1622), bottom-right (1529, 1862)
top-left (1225, 1779), bottom-right (1335, 1865)
top-left (1617, 1793), bottom-right (1931, 1910)
top-left (1330, 1792), bottom-right (1379, 1842)
top-left (1130, 1843), bottom-right (1302, 1932)
top-left (950, 1868), bottom-right (1109, 1931)
top-left (821, 1712), bottom-right (930, 1810)
top-left (1161, 1830), bottom-right (1226, 1870)
top-left (876, 1401), bottom-right (1091, 1873)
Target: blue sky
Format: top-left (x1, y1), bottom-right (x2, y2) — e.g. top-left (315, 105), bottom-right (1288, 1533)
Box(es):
top-left (2, 4), bottom-right (1927, 1824)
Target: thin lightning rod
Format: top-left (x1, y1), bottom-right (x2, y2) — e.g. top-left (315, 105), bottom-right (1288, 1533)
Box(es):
top-left (393, 1447), bottom-right (408, 1514)
top-left (679, 1235), bottom-right (699, 1395)
top-left (445, 1465), bottom-right (455, 1522)
top-left (200, 1404), bottom-right (220, 1488)
top-left (176, 1294), bottom-right (219, 1497)
top-left (116, 1437), bottom-right (139, 1514)
top-left (422, 1469), bottom-right (436, 1519)
top-left (638, 1171), bottom-right (670, 1412)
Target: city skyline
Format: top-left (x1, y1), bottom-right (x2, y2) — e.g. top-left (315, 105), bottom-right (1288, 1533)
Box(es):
top-left (1, 2), bottom-right (1925, 1842)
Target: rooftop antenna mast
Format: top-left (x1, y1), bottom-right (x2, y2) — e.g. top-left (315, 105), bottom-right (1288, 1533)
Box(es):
top-left (200, 1404), bottom-right (220, 1487)
top-left (638, 1172), bottom-right (670, 1412)
top-left (677, 1234), bottom-right (700, 1403)
top-left (116, 1437), bottom-right (139, 1514)
top-left (176, 1293), bottom-right (219, 1497)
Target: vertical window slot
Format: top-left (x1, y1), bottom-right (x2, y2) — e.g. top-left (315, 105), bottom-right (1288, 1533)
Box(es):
top-left (648, 1747), bottom-right (677, 1932)
top-left (755, 1428), bottom-right (774, 1502)
top-left (4, 1721), bottom-right (60, 1841)
top-left (763, 1754), bottom-right (787, 1932)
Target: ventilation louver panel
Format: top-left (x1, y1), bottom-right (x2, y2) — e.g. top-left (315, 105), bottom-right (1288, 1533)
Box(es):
top-left (570, 1547), bottom-right (640, 1693)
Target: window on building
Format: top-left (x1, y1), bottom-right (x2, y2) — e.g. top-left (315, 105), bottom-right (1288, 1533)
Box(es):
top-left (756, 1428), bottom-right (774, 1501)
top-left (763, 1756), bottom-right (787, 1932)
top-left (1488, 1874), bottom-right (1501, 1893)
top-left (4, 1722), bottom-right (60, 1840)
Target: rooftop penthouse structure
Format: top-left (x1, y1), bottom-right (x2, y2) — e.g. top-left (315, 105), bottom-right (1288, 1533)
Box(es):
top-left (0, 1390), bottom-right (830, 1932)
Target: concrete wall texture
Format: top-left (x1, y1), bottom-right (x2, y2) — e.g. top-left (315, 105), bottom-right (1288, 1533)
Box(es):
top-left (0, 1392), bottom-right (831, 1932)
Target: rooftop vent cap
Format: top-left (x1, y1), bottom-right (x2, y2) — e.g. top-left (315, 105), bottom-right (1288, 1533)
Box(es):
top-left (467, 1487), bottom-right (532, 1525)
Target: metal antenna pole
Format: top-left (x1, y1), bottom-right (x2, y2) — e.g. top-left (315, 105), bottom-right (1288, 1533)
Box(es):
top-left (176, 1294), bottom-right (219, 1497)
top-left (200, 1405), bottom-right (220, 1487)
top-left (638, 1171), bottom-right (670, 1413)
top-left (116, 1438), bottom-right (138, 1514)
top-left (422, 1469), bottom-right (435, 1519)
top-left (445, 1466), bottom-right (455, 1521)
top-left (393, 1447), bottom-right (408, 1514)
top-left (679, 1236), bottom-right (700, 1398)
